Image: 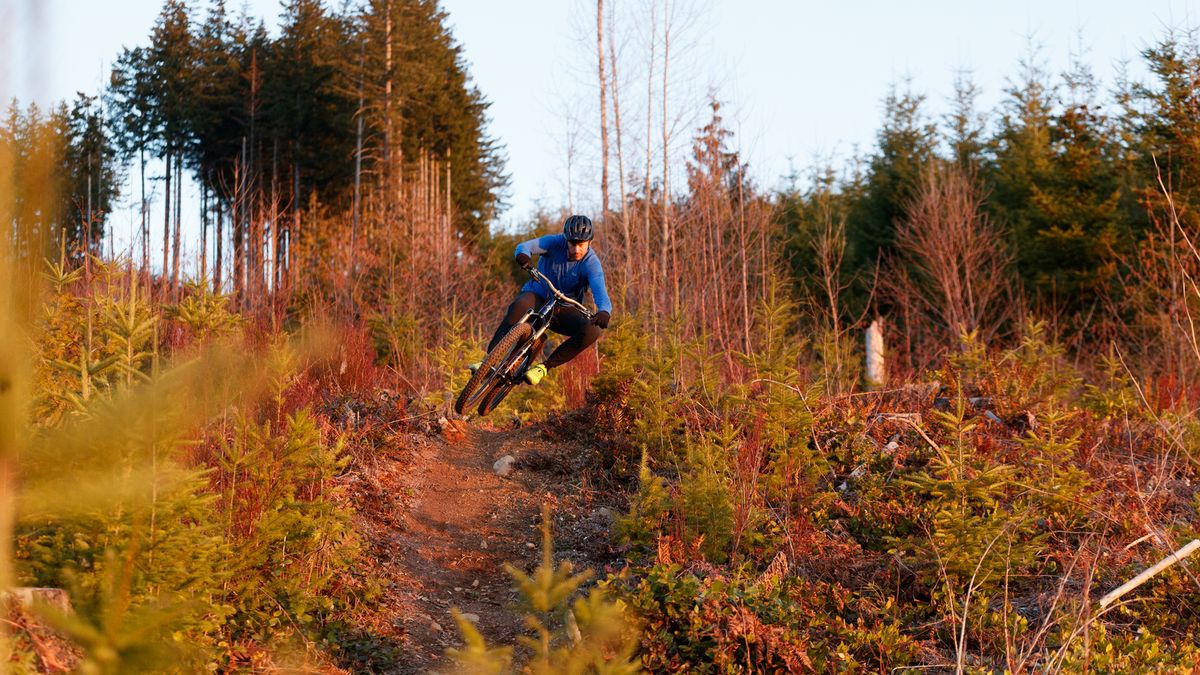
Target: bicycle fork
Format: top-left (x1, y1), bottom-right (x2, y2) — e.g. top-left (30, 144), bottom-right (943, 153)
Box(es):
top-left (507, 309), bottom-right (553, 379)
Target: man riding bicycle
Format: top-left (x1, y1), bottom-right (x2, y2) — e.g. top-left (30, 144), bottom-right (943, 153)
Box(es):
top-left (471, 214), bottom-right (612, 386)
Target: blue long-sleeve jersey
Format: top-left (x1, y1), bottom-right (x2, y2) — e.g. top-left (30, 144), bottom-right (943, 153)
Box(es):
top-left (515, 234), bottom-right (612, 314)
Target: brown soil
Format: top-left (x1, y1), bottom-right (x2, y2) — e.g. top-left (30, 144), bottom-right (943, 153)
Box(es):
top-left (347, 417), bottom-right (619, 674)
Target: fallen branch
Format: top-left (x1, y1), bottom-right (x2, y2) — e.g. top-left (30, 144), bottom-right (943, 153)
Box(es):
top-left (1, 617), bottom-right (71, 673)
top-left (1098, 539), bottom-right (1200, 609)
top-left (872, 413), bottom-right (946, 463)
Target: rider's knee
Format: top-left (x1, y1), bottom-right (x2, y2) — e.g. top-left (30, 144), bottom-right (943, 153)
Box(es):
top-left (505, 293), bottom-right (537, 318)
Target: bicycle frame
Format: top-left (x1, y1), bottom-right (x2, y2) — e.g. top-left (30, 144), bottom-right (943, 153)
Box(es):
top-left (485, 268), bottom-right (593, 383)
top-left (456, 266), bottom-right (596, 415)
top-left (518, 268), bottom-right (593, 339)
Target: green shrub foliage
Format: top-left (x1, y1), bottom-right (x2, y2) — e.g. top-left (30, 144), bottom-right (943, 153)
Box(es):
top-left (14, 268), bottom-right (360, 671)
top-left (594, 307), bottom-right (1200, 672)
top-left (448, 505), bottom-right (641, 674)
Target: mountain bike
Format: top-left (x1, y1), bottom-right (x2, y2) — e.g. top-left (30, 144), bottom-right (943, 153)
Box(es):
top-left (454, 267), bottom-right (594, 416)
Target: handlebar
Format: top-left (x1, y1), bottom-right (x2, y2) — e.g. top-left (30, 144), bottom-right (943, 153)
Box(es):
top-left (528, 267), bottom-right (593, 319)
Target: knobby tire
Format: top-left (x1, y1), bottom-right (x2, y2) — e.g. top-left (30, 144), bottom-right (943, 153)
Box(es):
top-left (477, 379), bottom-right (517, 416)
top-left (454, 322), bottom-right (534, 415)
top-left (479, 333), bottom-right (549, 415)
top-left (480, 333), bottom-right (553, 415)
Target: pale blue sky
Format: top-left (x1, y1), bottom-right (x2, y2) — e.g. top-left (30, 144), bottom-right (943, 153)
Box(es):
top-left (5, 0), bottom-right (1199, 238)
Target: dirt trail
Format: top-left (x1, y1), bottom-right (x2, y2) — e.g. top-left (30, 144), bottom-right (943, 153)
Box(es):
top-left (350, 418), bottom-right (616, 673)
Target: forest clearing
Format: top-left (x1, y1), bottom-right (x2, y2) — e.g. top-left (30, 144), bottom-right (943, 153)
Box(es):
top-left (6, 0), bottom-right (1200, 672)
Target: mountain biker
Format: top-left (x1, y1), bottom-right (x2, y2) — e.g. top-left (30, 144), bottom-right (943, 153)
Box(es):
top-left (471, 214), bottom-right (612, 385)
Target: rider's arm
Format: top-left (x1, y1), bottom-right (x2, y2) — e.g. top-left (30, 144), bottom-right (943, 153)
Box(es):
top-left (584, 257), bottom-right (613, 314)
top-left (515, 234), bottom-right (559, 259)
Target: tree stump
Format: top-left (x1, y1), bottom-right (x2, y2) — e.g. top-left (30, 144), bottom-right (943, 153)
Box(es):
top-left (865, 319), bottom-right (886, 388)
top-left (3, 587), bottom-right (72, 615)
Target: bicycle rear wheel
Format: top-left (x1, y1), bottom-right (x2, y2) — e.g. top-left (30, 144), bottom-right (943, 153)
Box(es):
top-left (454, 322), bottom-right (534, 415)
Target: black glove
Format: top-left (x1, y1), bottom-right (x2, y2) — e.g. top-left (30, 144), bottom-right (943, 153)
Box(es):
top-left (592, 310), bottom-right (610, 329)
top-left (515, 252), bottom-right (533, 270)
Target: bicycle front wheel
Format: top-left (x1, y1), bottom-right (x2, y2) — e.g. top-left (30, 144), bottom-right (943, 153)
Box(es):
top-left (477, 378), bottom-right (518, 416)
top-left (454, 322), bottom-right (534, 415)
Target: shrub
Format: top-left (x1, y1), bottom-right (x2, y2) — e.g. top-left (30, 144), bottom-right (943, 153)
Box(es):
top-left (448, 505), bottom-right (640, 674)
top-left (14, 273), bottom-right (361, 670)
top-left (213, 407), bottom-right (357, 642)
top-left (888, 400), bottom-right (1044, 592)
top-left (426, 308), bottom-right (485, 410)
top-left (616, 562), bottom-right (921, 673)
top-left (590, 314), bottom-right (693, 474)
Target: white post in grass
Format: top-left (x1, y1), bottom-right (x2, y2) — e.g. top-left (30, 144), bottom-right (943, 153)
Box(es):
top-left (866, 319), bottom-right (886, 389)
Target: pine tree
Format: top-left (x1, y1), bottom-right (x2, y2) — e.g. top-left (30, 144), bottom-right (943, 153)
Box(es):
top-left (851, 82), bottom-right (939, 270)
top-left (1026, 58), bottom-right (1125, 327)
top-left (60, 94), bottom-right (120, 261)
top-left (1121, 32), bottom-right (1200, 240)
top-left (359, 0), bottom-right (508, 241)
top-left (265, 0), bottom-right (357, 202)
top-left (147, 0), bottom-right (197, 288)
top-left (103, 0), bottom-right (509, 293)
top-left (987, 44), bottom-right (1055, 292)
top-left (777, 164), bottom-right (865, 336)
top-left (1130, 33), bottom-right (1200, 186)
top-left (188, 1), bottom-right (246, 193)
top-left (107, 45), bottom-right (157, 271)
top-left (989, 46), bottom-right (1128, 335)
top-left (3, 102), bottom-right (69, 265)
top-left (943, 70), bottom-right (988, 170)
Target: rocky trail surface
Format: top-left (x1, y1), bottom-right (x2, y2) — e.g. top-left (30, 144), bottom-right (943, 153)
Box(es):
top-left (346, 416), bottom-right (619, 673)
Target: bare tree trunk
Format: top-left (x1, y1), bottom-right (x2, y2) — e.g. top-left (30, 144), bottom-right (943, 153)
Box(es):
top-left (697, 188), bottom-right (711, 343)
top-left (234, 171), bottom-right (243, 300)
top-left (200, 180), bottom-right (207, 282)
top-left (233, 138), bottom-right (246, 305)
top-left (565, 118), bottom-right (576, 213)
top-left (737, 178), bottom-right (750, 353)
top-left (660, 0), bottom-right (674, 311)
top-left (215, 198), bottom-right (223, 294)
top-left (596, 0), bottom-right (610, 221)
top-left (705, 147), bottom-right (730, 351)
top-left (607, 2), bottom-right (630, 291)
top-left (252, 178), bottom-right (263, 308)
top-left (384, 0), bottom-right (393, 181)
top-left (444, 153), bottom-right (453, 297)
top-left (291, 159), bottom-right (300, 289)
top-left (162, 150), bottom-right (171, 298)
top-left (85, 155), bottom-right (92, 267)
top-left (248, 50), bottom-right (260, 308)
top-left (83, 174), bottom-right (92, 277)
top-left (140, 145), bottom-right (148, 289)
top-left (271, 138), bottom-right (280, 294)
top-left (171, 156), bottom-right (181, 295)
top-left (760, 178), bottom-right (768, 303)
top-left (643, 0), bottom-right (656, 309)
top-left (353, 40), bottom-right (365, 273)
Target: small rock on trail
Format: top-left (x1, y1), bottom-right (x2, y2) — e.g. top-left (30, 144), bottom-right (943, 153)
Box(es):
top-left (493, 454), bottom-right (516, 477)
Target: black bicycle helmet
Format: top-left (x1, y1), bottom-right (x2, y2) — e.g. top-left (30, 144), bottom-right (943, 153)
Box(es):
top-left (563, 214), bottom-right (594, 242)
